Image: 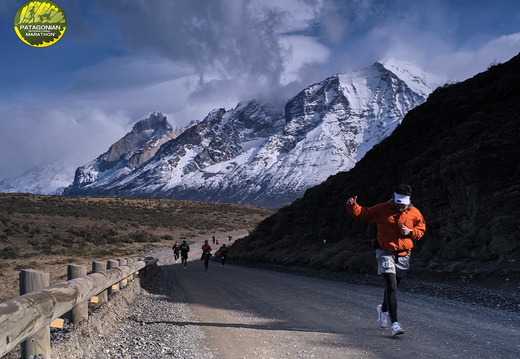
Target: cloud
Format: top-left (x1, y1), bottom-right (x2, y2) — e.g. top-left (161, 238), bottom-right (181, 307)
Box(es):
top-left (322, 1), bottom-right (520, 82)
top-left (66, 56), bottom-right (192, 94)
top-left (279, 35), bottom-right (331, 84)
top-left (100, 0), bottom-right (285, 75)
top-left (0, 104), bottom-right (131, 178)
top-left (430, 33), bottom-right (520, 80)
top-left (93, 0), bottom-right (332, 106)
top-left (62, 55), bottom-right (203, 120)
top-left (1, 0), bottom-right (519, 179)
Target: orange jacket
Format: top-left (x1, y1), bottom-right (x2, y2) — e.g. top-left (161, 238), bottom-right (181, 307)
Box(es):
top-left (347, 200), bottom-right (426, 255)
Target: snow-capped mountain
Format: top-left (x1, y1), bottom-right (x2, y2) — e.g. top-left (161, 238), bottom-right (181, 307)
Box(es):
top-left (68, 112), bottom-right (179, 191)
top-left (0, 113), bottom-right (184, 196)
top-left (65, 60), bottom-right (442, 207)
top-left (0, 161), bottom-right (75, 195)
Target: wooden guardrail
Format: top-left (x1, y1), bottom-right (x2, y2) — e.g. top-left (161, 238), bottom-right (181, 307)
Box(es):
top-left (0, 256), bottom-right (159, 358)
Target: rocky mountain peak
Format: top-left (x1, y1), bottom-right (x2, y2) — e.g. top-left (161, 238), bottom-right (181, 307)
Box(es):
top-left (131, 112), bottom-right (172, 136)
top-left (64, 60), bottom-right (439, 206)
top-left (102, 112), bottom-right (175, 167)
top-left (64, 112), bottom-right (178, 193)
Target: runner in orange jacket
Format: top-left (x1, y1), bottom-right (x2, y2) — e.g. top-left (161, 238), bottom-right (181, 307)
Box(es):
top-left (346, 184), bottom-right (426, 336)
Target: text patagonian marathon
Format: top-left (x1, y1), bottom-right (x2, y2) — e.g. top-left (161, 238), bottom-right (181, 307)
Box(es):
top-left (19, 25), bottom-right (62, 30)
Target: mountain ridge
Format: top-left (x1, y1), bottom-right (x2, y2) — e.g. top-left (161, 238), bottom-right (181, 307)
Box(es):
top-left (2, 59), bottom-right (442, 206)
top-left (64, 59), bottom-right (441, 206)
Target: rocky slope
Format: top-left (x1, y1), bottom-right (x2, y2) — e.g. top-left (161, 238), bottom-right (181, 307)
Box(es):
top-left (228, 52), bottom-right (520, 291)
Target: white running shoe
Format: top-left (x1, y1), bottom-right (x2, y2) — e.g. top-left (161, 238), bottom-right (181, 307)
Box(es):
top-left (391, 322), bottom-right (404, 336)
top-left (377, 305), bottom-right (389, 328)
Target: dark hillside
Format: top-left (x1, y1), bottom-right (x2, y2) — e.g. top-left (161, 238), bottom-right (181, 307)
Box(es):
top-left (229, 53), bottom-right (520, 291)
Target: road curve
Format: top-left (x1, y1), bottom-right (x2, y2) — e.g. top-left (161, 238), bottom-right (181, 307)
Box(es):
top-left (150, 243), bottom-right (519, 359)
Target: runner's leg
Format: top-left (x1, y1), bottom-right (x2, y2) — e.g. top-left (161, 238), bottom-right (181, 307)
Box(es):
top-left (382, 273), bottom-right (399, 323)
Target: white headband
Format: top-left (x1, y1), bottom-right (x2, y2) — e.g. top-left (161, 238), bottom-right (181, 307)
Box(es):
top-left (394, 193), bottom-right (410, 205)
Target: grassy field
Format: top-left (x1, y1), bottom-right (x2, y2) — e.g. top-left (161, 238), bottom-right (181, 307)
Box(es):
top-left (0, 193), bottom-right (276, 303)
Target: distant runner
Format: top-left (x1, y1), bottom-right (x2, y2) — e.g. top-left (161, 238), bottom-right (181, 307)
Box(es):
top-left (179, 239), bottom-right (190, 269)
top-left (172, 241), bottom-right (180, 262)
top-left (219, 243), bottom-right (229, 267)
top-left (201, 240), bottom-right (212, 270)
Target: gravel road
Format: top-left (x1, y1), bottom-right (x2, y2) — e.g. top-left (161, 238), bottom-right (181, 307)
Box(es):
top-left (41, 240), bottom-right (519, 359)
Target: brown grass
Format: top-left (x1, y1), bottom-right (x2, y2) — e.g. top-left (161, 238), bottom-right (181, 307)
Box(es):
top-left (0, 193), bottom-right (276, 303)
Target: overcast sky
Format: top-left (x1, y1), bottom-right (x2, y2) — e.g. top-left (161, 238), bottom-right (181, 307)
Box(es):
top-left (1, 0), bottom-right (519, 178)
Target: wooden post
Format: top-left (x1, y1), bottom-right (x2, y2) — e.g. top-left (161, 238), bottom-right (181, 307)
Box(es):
top-left (107, 260), bottom-right (119, 295)
top-left (19, 269), bottom-right (50, 359)
top-left (127, 258), bottom-right (137, 280)
top-left (0, 259), bottom-right (149, 357)
top-left (92, 261), bottom-right (108, 303)
top-left (118, 259), bottom-right (127, 287)
top-left (127, 258), bottom-right (134, 279)
top-left (67, 264), bottom-right (88, 324)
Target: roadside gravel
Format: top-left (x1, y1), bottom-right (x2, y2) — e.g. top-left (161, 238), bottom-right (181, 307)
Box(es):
top-left (4, 242), bottom-right (517, 359)
top-left (48, 263), bottom-right (215, 359)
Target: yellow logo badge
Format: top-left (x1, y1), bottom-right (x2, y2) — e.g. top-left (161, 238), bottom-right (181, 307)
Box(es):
top-left (14, 1), bottom-right (67, 47)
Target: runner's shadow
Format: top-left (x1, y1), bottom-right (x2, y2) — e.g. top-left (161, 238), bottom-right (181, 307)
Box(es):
top-left (136, 319), bottom-right (332, 334)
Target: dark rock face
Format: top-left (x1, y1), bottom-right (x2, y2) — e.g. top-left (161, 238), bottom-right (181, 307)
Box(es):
top-left (230, 53), bottom-right (520, 286)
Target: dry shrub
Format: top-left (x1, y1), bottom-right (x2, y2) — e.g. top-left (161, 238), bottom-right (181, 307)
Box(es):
top-left (0, 193), bottom-right (275, 303)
